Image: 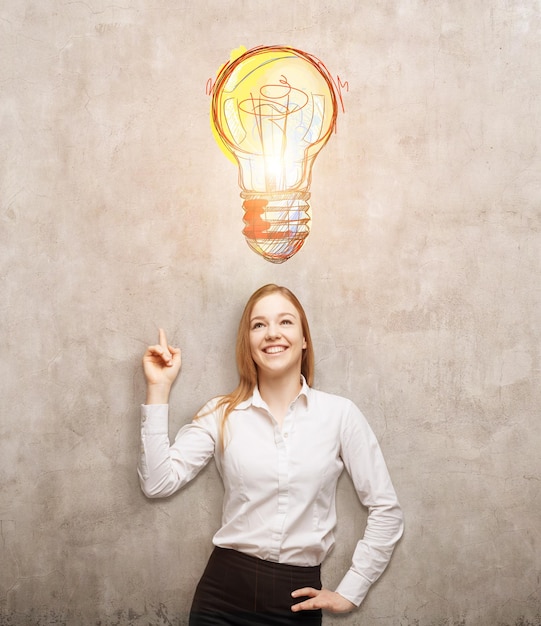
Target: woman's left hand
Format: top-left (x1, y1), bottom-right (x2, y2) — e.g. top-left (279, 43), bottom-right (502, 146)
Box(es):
top-left (290, 588), bottom-right (356, 613)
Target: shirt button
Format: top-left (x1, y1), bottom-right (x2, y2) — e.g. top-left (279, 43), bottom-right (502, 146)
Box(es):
top-left (283, 432), bottom-right (289, 438)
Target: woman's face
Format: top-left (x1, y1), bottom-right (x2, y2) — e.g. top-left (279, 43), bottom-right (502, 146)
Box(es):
top-left (248, 292), bottom-right (307, 381)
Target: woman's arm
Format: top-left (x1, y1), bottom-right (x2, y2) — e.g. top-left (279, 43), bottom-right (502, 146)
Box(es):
top-left (138, 329), bottom-right (216, 498)
top-left (334, 401), bottom-right (404, 607)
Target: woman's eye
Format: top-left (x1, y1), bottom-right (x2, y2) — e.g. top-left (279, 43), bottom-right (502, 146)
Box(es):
top-left (252, 322), bottom-right (264, 330)
top-left (281, 319), bottom-right (293, 325)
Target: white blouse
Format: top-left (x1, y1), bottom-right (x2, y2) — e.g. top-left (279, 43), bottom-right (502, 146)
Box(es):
top-left (138, 379), bottom-right (404, 606)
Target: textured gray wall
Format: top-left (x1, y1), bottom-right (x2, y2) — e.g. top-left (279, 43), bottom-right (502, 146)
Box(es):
top-left (1, 1), bottom-right (540, 625)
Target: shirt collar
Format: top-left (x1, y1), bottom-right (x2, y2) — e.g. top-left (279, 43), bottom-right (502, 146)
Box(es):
top-left (237, 376), bottom-right (311, 411)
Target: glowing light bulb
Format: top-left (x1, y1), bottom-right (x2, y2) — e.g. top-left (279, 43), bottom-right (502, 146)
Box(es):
top-left (211, 45), bottom-right (338, 263)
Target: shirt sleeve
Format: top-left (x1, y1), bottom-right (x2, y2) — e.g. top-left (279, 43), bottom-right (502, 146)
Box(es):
top-left (137, 403), bottom-right (218, 499)
top-left (334, 401), bottom-right (404, 606)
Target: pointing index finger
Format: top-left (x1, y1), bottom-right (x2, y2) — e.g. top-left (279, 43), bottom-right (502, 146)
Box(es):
top-left (158, 328), bottom-right (168, 347)
top-left (158, 328), bottom-right (172, 364)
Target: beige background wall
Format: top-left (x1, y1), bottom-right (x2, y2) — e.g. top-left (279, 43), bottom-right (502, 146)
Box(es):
top-left (1, 1), bottom-right (540, 625)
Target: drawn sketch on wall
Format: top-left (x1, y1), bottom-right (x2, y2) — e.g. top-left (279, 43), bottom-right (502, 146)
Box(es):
top-left (210, 45), bottom-right (342, 263)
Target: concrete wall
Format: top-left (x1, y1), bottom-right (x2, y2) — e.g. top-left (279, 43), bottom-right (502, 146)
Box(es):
top-left (1, 1), bottom-right (540, 624)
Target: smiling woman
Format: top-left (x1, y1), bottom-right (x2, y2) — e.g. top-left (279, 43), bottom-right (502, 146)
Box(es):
top-left (138, 284), bottom-right (404, 626)
top-left (248, 291), bottom-right (308, 424)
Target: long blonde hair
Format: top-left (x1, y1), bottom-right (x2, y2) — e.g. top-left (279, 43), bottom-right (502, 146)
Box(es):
top-left (207, 284), bottom-right (314, 447)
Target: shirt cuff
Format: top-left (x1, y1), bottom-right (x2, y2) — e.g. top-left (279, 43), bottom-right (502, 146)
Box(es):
top-left (141, 404), bottom-right (169, 434)
top-left (335, 569), bottom-right (372, 607)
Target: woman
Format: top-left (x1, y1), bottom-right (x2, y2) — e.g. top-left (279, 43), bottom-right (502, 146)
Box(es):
top-left (138, 284), bottom-right (403, 625)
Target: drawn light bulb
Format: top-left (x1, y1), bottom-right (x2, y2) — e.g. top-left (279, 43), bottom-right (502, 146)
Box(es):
top-left (211, 45), bottom-right (338, 263)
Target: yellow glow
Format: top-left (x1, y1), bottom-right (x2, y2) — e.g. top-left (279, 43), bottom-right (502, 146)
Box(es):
top-left (210, 46), bottom-right (248, 165)
top-left (229, 45), bottom-right (247, 62)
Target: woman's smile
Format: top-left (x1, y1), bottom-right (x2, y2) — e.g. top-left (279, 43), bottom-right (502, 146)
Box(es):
top-left (263, 345), bottom-right (287, 354)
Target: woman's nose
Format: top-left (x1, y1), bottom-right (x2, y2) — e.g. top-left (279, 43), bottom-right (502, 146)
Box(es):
top-left (265, 324), bottom-right (281, 339)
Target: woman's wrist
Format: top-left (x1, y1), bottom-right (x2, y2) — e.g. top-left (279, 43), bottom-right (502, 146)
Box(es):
top-left (145, 383), bottom-right (172, 405)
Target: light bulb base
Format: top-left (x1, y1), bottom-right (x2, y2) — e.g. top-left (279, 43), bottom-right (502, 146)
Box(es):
top-left (241, 191), bottom-right (311, 263)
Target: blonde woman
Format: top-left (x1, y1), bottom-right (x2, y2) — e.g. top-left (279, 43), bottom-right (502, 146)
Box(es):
top-left (139, 284), bottom-right (403, 626)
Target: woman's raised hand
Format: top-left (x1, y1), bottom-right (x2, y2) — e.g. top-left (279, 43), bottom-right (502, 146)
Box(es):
top-left (142, 328), bottom-right (181, 404)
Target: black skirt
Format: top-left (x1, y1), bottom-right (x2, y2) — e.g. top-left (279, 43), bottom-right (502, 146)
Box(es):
top-left (189, 547), bottom-right (322, 626)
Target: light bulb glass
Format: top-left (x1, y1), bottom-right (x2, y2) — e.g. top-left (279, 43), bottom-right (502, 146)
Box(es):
top-left (211, 45), bottom-right (338, 263)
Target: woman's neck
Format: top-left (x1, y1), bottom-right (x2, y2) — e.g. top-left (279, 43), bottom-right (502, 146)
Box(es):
top-left (257, 371), bottom-right (302, 426)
